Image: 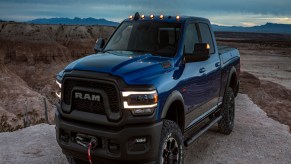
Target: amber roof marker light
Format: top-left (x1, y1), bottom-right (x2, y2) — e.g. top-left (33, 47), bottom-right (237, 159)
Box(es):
top-left (150, 14), bottom-right (154, 19)
top-left (176, 15), bottom-right (180, 21)
top-left (141, 15), bottom-right (145, 19)
top-left (159, 15), bottom-right (164, 20)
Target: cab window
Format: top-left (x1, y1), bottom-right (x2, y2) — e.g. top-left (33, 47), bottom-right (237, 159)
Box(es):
top-left (183, 23), bottom-right (199, 55)
top-left (198, 23), bottom-right (215, 54)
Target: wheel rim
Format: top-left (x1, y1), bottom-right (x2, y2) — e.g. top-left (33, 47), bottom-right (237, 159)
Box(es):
top-left (162, 136), bottom-right (180, 164)
top-left (228, 96), bottom-right (235, 126)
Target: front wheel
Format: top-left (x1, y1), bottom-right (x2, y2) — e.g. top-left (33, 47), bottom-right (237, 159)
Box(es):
top-left (218, 87), bottom-right (235, 135)
top-left (158, 120), bottom-right (184, 164)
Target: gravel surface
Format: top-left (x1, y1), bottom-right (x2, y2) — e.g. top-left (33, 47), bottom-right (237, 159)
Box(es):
top-left (185, 94), bottom-right (291, 164)
top-left (1, 94), bottom-right (291, 164)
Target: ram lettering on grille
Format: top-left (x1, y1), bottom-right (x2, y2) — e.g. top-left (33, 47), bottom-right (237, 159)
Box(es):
top-left (75, 92), bottom-right (101, 101)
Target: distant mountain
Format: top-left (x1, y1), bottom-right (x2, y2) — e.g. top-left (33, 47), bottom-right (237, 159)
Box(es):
top-left (212, 23), bottom-right (291, 34)
top-left (27, 17), bottom-right (119, 27)
top-left (24, 18), bottom-right (291, 34)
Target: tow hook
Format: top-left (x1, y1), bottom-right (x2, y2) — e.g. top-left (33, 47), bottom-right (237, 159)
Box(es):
top-left (75, 134), bottom-right (97, 149)
top-left (75, 134), bottom-right (97, 164)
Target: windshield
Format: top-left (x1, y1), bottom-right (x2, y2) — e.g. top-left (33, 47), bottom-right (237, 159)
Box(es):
top-left (104, 21), bottom-right (181, 57)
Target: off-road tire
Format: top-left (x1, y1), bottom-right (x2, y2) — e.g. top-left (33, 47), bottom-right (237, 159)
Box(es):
top-left (158, 120), bottom-right (184, 164)
top-left (218, 87), bottom-right (235, 135)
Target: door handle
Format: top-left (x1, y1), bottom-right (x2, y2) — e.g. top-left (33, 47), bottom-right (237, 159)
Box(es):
top-left (215, 62), bottom-right (221, 67)
top-left (199, 67), bottom-right (206, 73)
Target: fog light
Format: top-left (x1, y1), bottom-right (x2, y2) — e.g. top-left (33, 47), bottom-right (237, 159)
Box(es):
top-left (132, 108), bottom-right (154, 115)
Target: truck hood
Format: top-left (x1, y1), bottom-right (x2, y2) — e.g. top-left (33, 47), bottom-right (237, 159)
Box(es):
top-left (64, 51), bottom-right (174, 84)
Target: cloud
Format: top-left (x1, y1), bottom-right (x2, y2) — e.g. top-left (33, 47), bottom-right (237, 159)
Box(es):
top-left (256, 17), bottom-right (289, 20)
top-left (241, 22), bottom-right (258, 27)
top-left (255, 17), bottom-right (291, 24)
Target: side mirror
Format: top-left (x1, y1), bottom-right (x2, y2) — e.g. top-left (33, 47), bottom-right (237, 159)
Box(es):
top-left (194, 43), bottom-right (210, 56)
top-left (94, 38), bottom-right (105, 53)
top-left (184, 43), bottom-right (210, 63)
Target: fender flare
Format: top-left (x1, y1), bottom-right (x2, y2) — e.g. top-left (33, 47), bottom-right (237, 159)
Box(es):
top-left (226, 66), bottom-right (238, 95)
top-left (161, 90), bottom-right (186, 125)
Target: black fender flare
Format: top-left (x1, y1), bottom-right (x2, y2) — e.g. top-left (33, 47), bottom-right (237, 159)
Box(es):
top-left (161, 90), bottom-right (186, 131)
top-left (225, 66), bottom-right (238, 96)
top-left (161, 90), bottom-right (185, 118)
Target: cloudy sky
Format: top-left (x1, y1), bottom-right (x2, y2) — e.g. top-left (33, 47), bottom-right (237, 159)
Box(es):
top-left (0, 0), bottom-right (291, 26)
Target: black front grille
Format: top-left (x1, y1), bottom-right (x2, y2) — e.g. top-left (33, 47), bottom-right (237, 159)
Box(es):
top-left (63, 78), bottom-right (120, 115)
top-left (72, 90), bottom-right (105, 115)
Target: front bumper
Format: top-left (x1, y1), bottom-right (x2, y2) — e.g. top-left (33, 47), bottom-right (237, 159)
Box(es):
top-left (55, 109), bottom-right (163, 163)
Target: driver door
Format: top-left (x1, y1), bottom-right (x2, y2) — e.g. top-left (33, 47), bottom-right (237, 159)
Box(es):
top-left (182, 22), bottom-right (221, 129)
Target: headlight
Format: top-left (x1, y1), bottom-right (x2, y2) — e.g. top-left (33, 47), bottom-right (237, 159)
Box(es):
top-left (121, 90), bottom-right (158, 116)
top-left (55, 80), bottom-right (62, 99)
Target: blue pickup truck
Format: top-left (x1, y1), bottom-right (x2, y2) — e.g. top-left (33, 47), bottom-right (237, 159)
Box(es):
top-left (55, 13), bottom-right (240, 164)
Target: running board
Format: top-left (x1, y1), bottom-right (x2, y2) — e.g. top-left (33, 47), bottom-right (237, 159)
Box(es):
top-left (184, 116), bottom-right (222, 147)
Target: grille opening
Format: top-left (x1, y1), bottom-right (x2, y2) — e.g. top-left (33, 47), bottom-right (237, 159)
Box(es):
top-left (72, 90), bottom-right (106, 115)
top-left (63, 78), bottom-right (120, 115)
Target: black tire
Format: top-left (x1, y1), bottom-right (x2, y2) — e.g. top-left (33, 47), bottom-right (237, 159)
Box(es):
top-left (158, 120), bottom-right (184, 164)
top-left (218, 87), bottom-right (235, 135)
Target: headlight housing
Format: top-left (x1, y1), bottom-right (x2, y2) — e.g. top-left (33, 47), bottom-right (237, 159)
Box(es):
top-left (56, 80), bottom-right (62, 99)
top-left (121, 90), bottom-right (158, 116)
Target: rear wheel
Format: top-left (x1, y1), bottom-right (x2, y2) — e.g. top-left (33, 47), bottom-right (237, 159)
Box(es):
top-left (218, 87), bottom-right (235, 135)
top-left (158, 120), bottom-right (184, 164)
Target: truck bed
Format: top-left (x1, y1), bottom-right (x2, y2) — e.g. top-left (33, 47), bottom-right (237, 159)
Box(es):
top-left (218, 45), bottom-right (240, 65)
top-left (218, 46), bottom-right (236, 54)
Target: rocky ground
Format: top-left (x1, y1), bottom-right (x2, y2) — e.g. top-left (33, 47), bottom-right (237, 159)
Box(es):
top-left (1, 94), bottom-right (290, 164)
top-left (186, 94), bottom-right (291, 164)
top-left (217, 33), bottom-right (291, 132)
top-left (0, 22), bottom-right (114, 131)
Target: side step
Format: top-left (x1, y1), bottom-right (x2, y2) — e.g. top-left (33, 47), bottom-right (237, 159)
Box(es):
top-left (184, 116), bottom-right (222, 147)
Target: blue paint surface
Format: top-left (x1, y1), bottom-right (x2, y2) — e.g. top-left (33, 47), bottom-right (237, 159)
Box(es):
top-left (57, 16), bottom-right (240, 122)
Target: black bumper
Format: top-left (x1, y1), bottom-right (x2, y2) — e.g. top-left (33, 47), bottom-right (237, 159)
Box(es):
top-left (55, 110), bottom-right (163, 163)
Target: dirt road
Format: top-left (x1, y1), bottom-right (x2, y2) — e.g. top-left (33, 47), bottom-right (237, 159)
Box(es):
top-left (1, 94), bottom-right (291, 164)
